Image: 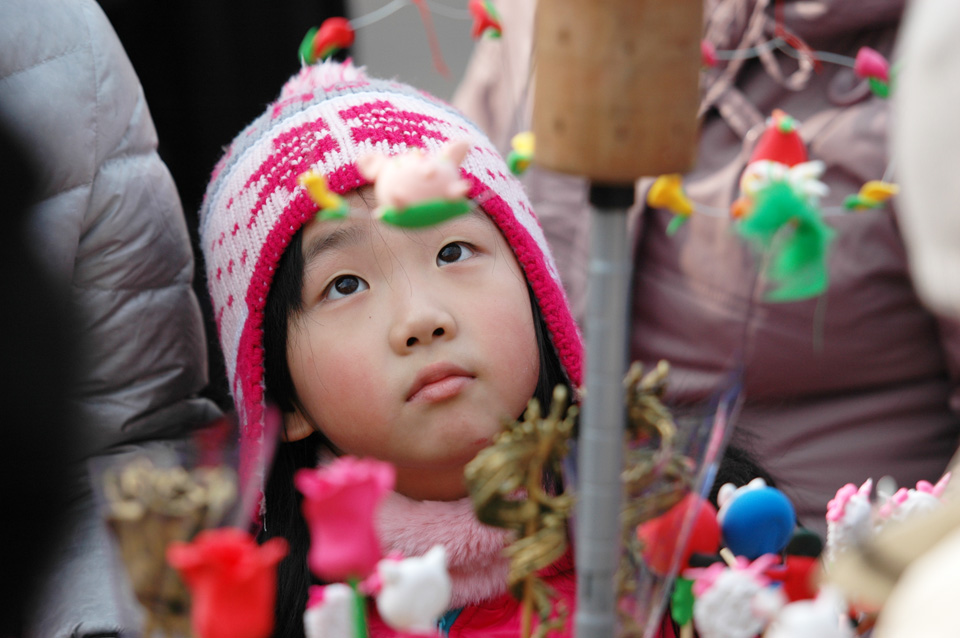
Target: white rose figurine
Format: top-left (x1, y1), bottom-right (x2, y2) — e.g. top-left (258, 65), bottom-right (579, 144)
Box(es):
top-left (304, 583), bottom-right (355, 638)
top-left (376, 544), bottom-right (453, 634)
top-left (764, 587), bottom-right (853, 638)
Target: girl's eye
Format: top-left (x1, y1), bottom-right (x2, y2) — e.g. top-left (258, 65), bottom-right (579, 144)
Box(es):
top-left (325, 275), bottom-right (368, 300)
top-left (437, 242), bottom-right (475, 265)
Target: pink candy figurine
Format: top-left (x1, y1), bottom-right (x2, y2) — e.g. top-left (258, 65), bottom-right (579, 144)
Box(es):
top-left (687, 554), bottom-right (785, 638)
top-left (877, 472), bottom-right (951, 524)
top-left (825, 479), bottom-right (873, 563)
top-left (853, 47), bottom-right (892, 98)
top-left (357, 140), bottom-right (472, 228)
top-left (853, 47), bottom-right (890, 82)
top-left (295, 456), bottom-right (396, 583)
top-left (701, 40), bottom-right (718, 68)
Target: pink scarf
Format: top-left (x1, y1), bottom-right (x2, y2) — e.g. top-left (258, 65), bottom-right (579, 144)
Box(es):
top-left (376, 492), bottom-right (513, 608)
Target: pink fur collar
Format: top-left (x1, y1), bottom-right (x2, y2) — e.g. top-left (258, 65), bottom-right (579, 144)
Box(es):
top-left (376, 492), bottom-right (512, 608)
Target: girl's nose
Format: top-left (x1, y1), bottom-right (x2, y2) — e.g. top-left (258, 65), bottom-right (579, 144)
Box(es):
top-left (389, 297), bottom-right (457, 354)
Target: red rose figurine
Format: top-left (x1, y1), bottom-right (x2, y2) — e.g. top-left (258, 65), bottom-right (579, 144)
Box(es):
top-left (167, 528), bottom-right (288, 638)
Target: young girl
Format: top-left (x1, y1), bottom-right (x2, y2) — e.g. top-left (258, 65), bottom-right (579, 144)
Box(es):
top-left (199, 60), bottom-right (583, 637)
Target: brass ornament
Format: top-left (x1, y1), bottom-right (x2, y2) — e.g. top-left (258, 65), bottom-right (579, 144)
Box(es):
top-left (102, 457), bottom-right (236, 637)
top-left (465, 385), bottom-right (578, 638)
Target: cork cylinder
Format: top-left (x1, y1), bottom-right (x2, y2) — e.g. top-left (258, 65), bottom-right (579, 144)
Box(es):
top-left (532, 0), bottom-right (702, 183)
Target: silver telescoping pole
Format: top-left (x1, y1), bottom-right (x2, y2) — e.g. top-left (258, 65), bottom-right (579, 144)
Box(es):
top-left (574, 183), bottom-right (635, 638)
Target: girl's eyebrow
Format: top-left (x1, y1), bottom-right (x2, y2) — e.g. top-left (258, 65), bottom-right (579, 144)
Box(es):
top-left (303, 222), bottom-right (368, 267)
top-left (303, 207), bottom-right (491, 266)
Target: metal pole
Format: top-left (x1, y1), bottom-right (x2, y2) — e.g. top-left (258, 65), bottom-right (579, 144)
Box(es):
top-left (575, 183), bottom-right (635, 638)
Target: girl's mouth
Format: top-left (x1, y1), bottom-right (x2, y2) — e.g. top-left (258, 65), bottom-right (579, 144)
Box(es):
top-left (407, 363), bottom-right (474, 403)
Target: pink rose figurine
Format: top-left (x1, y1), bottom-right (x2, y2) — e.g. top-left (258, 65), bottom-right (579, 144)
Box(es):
top-left (853, 47), bottom-right (890, 82)
top-left (357, 140), bottom-right (472, 228)
top-left (295, 456), bottom-right (396, 582)
top-left (853, 47), bottom-right (892, 98)
top-left (166, 528), bottom-right (288, 638)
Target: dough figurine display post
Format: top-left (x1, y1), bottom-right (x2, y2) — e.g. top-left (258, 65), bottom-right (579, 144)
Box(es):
top-left (465, 386), bottom-right (578, 638)
top-left (531, 2), bottom-right (702, 637)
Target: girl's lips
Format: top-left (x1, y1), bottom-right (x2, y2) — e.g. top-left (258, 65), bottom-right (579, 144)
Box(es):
top-left (407, 375), bottom-right (473, 404)
top-left (406, 363), bottom-right (474, 403)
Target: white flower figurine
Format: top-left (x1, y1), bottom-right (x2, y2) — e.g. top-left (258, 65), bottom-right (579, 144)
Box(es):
top-left (764, 587), bottom-right (853, 638)
top-left (375, 545), bottom-right (452, 634)
top-left (304, 583), bottom-right (354, 638)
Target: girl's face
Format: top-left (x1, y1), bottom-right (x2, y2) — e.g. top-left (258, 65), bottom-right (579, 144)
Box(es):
top-left (284, 190), bottom-right (540, 501)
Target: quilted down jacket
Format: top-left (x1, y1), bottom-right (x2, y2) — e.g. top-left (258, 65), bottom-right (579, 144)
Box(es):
top-left (0, 0), bottom-right (219, 635)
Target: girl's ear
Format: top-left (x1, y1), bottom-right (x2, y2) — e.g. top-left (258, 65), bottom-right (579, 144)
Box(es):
top-left (283, 408), bottom-right (315, 442)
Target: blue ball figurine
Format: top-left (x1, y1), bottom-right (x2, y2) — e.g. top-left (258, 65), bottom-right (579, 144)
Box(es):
top-left (718, 477), bottom-right (796, 559)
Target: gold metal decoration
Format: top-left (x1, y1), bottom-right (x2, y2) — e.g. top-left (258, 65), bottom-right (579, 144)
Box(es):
top-left (617, 360), bottom-right (694, 637)
top-left (465, 385), bottom-right (578, 638)
top-left (102, 457), bottom-right (236, 637)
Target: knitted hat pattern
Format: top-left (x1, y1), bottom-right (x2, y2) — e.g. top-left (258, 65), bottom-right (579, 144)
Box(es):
top-left (200, 61), bottom-right (583, 493)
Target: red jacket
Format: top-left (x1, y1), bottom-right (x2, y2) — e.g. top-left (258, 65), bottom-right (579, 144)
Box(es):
top-left (368, 551), bottom-right (576, 638)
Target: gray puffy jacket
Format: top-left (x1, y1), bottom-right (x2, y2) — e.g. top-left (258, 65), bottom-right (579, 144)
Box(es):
top-left (0, 0), bottom-right (220, 635)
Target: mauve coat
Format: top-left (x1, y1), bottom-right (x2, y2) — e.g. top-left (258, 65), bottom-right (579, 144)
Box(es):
top-left (454, 0), bottom-right (960, 534)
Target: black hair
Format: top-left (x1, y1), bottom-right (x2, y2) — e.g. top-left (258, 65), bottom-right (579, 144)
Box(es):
top-left (260, 225), bottom-right (572, 638)
top-left (263, 230), bottom-right (304, 414)
top-left (709, 443), bottom-right (777, 507)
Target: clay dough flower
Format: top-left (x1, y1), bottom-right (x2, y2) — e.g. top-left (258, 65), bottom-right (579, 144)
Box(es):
top-left (166, 528), bottom-right (288, 638)
top-left (295, 456), bottom-right (396, 582)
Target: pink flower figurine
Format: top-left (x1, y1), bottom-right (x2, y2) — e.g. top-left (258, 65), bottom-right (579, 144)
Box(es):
top-left (701, 40), bottom-right (718, 68)
top-left (853, 47), bottom-right (890, 82)
top-left (357, 140), bottom-right (472, 228)
top-left (295, 456), bottom-right (396, 582)
top-left (166, 528), bottom-right (288, 638)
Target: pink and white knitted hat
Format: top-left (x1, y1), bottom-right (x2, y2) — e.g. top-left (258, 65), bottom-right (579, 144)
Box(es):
top-left (200, 61), bottom-right (582, 489)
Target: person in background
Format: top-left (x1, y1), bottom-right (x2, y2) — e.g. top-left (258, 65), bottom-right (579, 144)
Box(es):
top-left (0, 117), bottom-right (78, 638)
top-left (870, 4), bottom-right (960, 634)
top-left (893, 0), bottom-right (960, 322)
top-left (454, 0), bottom-right (960, 536)
top-left (98, 0), bottom-right (348, 409)
top-left (0, 1), bottom-right (219, 636)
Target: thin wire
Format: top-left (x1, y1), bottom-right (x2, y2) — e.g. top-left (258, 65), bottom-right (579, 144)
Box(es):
top-left (349, 0), bottom-right (407, 29)
top-left (714, 37), bottom-right (857, 69)
top-left (714, 38), bottom-right (783, 61)
top-left (689, 202), bottom-right (886, 219)
top-left (350, 0), bottom-right (471, 30)
top-left (777, 41), bottom-right (857, 68)
top-left (882, 157), bottom-right (896, 183)
top-left (424, 0), bottom-right (473, 20)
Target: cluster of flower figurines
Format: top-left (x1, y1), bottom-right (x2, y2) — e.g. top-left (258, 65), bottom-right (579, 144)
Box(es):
top-left (162, 457), bottom-right (452, 638)
top-left (645, 470), bottom-right (952, 638)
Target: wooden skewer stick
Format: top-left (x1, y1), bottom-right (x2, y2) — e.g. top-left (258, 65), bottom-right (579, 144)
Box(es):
top-left (533, 0), bottom-right (702, 181)
top-left (531, 2), bottom-right (702, 637)
top-left (720, 547), bottom-right (739, 568)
